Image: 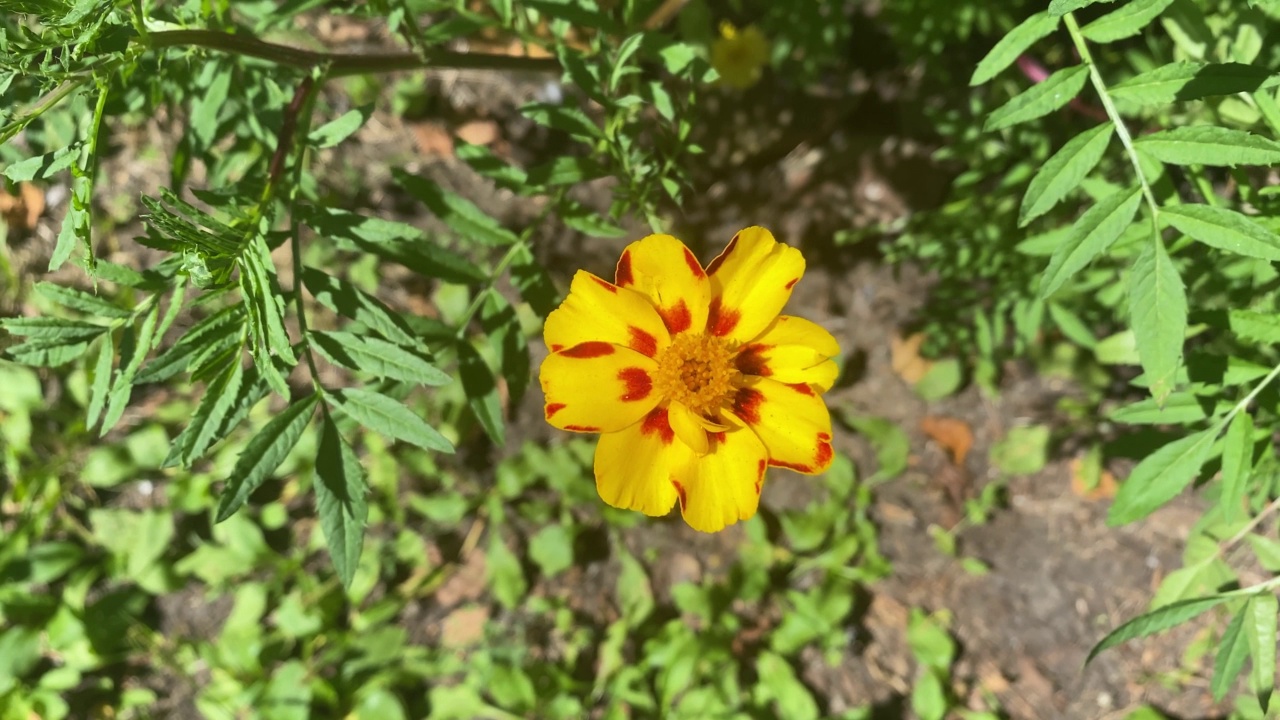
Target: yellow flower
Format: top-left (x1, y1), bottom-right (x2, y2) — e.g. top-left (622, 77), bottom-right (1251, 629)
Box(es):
top-left (538, 228), bottom-right (839, 533)
top-left (710, 21), bottom-right (770, 89)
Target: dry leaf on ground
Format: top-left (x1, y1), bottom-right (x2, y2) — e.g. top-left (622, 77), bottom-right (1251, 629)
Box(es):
top-left (0, 182), bottom-right (45, 231)
top-left (920, 415), bottom-right (973, 466)
top-left (890, 332), bottom-right (934, 384)
top-left (455, 119), bottom-right (500, 146)
top-left (1069, 456), bottom-right (1117, 501)
top-left (410, 121), bottom-right (455, 157)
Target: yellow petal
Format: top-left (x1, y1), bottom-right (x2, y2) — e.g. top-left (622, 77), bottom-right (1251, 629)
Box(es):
top-left (614, 234), bottom-right (710, 337)
top-left (594, 408), bottom-right (687, 516)
top-left (544, 270), bottom-right (670, 358)
top-left (735, 315), bottom-right (841, 391)
top-left (540, 342), bottom-right (660, 433)
top-left (728, 376), bottom-right (833, 475)
top-left (669, 401), bottom-right (709, 455)
top-left (706, 227), bottom-right (805, 342)
top-left (673, 425), bottom-right (768, 533)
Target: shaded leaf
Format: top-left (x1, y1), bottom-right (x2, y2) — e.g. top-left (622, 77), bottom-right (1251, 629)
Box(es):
top-left (215, 394), bottom-right (319, 522)
top-left (327, 387), bottom-right (454, 453)
top-left (1212, 608), bottom-right (1250, 701)
top-left (1247, 593), bottom-right (1277, 712)
top-left (309, 104), bottom-right (373, 148)
top-left (457, 341), bottom-right (505, 445)
top-left (1108, 429), bottom-right (1212, 525)
top-left (1039, 186), bottom-right (1142, 298)
top-left (1162, 204), bottom-right (1280, 261)
top-left (393, 169), bottom-right (519, 247)
top-left (1128, 234), bottom-right (1185, 404)
top-left (314, 412), bottom-right (368, 588)
top-left (984, 65), bottom-right (1090, 132)
top-left (1020, 123), bottom-right (1113, 226)
top-left (309, 330), bottom-right (450, 386)
top-left (1088, 589), bottom-right (1245, 662)
top-left (1109, 62), bottom-right (1279, 109)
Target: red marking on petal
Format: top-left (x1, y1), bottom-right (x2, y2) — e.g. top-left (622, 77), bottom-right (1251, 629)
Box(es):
top-left (818, 431), bottom-right (831, 442)
top-left (658, 300), bottom-right (692, 335)
top-left (735, 344), bottom-right (772, 377)
top-left (709, 431), bottom-right (727, 445)
top-left (561, 341), bottom-right (614, 358)
top-left (788, 382), bottom-right (815, 396)
top-left (706, 233), bottom-right (739, 276)
top-left (641, 407), bottom-right (674, 444)
top-left (769, 459), bottom-right (814, 473)
top-left (671, 479), bottom-right (687, 512)
top-left (628, 326), bottom-right (658, 357)
top-left (546, 403), bottom-right (566, 418)
top-left (590, 275), bottom-right (618, 293)
top-left (618, 367), bottom-right (653, 402)
top-left (550, 344), bottom-right (564, 352)
top-left (683, 247), bottom-right (706, 278)
top-left (816, 439), bottom-right (833, 468)
top-left (733, 387), bottom-right (765, 425)
top-left (707, 296), bottom-right (740, 337)
top-left (755, 459), bottom-right (766, 495)
top-left (784, 277), bottom-right (799, 290)
top-left (564, 424), bottom-right (601, 432)
top-left (615, 249), bottom-right (634, 286)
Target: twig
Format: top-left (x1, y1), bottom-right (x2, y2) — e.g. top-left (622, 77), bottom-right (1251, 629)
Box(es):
top-left (1225, 494), bottom-right (1280, 549)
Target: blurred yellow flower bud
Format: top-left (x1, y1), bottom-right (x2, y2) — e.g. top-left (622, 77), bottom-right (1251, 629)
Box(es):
top-left (710, 21), bottom-right (770, 89)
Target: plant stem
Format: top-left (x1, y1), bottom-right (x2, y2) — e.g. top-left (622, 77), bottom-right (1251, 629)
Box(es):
top-left (1063, 13), bottom-right (1160, 219)
top-left (145, 29), bottom-right (561, 77)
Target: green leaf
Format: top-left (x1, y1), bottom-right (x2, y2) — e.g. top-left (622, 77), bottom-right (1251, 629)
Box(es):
top-left (1049, 0), bottom-right (1119, 15)
top-left (755, 652), bottom-right (821, 720)
top-left (1212, 608), bottom-right (1250, 701)
top-left (1108, 429), bottom-right (1212, 525)
top-left (309, 104), bottom-right (373, 148)
top-left (301, 267), bottom-right (420, 346)
top-left (4, 338), bottom-right (93, 366)
top-left (165, 360), bottom-right (246, 468)
top-left (314, 413), bottom-right (368, 589)
top-left (1133, 126), bottom-right (1280, 166)
top-left (239, 234), bottom-right (298, 370)
top-left (1109, 393), bottom-right (1218, 424)
top-left (528, 524), bottom-right (574, 578)
top-left (1246, 593), bottom-right (1277, 712)
top-left (486, 532), bottom-right (527, 610)
top-left (1087, 590), bottom-right (1242, 662)
top-left (1247, 535), bottom-right (1280, 573)
top-left (393, 169), bottom-right (519, 247)
top-left (1109, 62), bottom-right (1280, 110)
top-left (327, 387), bottom-right (454, 453)
top-left (100, 303), bottom-right (160, 435)
top-left (984, 65), bottom-right (1090, 132)
top-left (2, 316), bottom-right (107, 342)
top-left (970, 12), bottom-right (1061, 86)
top-left (990, 425), bottom-right (1050, 475)
top-left (3, 145), bottom-right (79, 182)
top-left (1224, 412), bottom-right (1257, 524)
top-left (1039, 186), bottom-right (1143, 298)
top-left (1162, 204), bottom-right (1280, 261)
top-left (309, 331), bottom-right (450, 386)
top-left (1225, 309), bottom-right (1280, 345)
top-left (1020, 123), bottom-right (1113, 226)
top-left (842, 414), bottom-right (908, 484)
top-left (1081, 0), bottom-right (1176, 42)
top-left (458, 341), bottom-right (505, 445)
top-left (510, 244), bottom-right (558, 318)
top-left (50, 189), bottom-right (87, 272)
top-left (526, 156), bottom-right (608, 187)
top-left (215, 394), bottom-right (318, 522)
top-left (191, 63), bottom-right (231, 148)
top-left (615, 549), bottom-right (653, 624)
top-left (300, 206), bottom-right (486, 284)
top-left (135, 305), bottom-right (244, 384)
top-left (520, 102), bottom-right (602, 139)
top-left (85, 335), bottom-right (113, 430)
top-left (1128, 235), bottom-right (1185, 404)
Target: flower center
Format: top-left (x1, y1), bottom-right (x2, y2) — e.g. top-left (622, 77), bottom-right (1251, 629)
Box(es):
top-left (654, 333), bottom-right (740, 418)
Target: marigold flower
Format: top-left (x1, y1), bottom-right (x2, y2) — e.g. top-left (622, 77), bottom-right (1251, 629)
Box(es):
top-left (710, 21), bottom-right (770, 90)
top-left (539, 228), bottom-right (839, 533)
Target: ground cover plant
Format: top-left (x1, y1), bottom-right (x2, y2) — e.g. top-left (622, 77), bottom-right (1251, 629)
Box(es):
top-left (2, 0), bottom-right (1280, 718)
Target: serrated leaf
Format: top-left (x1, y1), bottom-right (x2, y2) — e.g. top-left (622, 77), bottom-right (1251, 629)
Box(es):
top-left (1088, 590), bottom-right (1241, 662)
top-left (164, 363), bottom-right (268, 468)
top-left (1, 317), bottom-right (108, 342)
top-left (1162, 204), bottom-right (1280, 261)
top-left (393, 169), bottom-right (519, 247)
top-left (984, 65), bottom-right (1090, 131)
top-left (314, 413), bottom-right (368, 589)
top-left (971, 12), bottom-right (1061, 86)
top-left (239, 234), bottom-right (298, 370)
top-left (301, 267), bottom-right (423, 346)
top-left (1129, 235), bottom-right (1185, 404)
top-left (4, 338), bottom-right (93, 366)
top-left (3, 145), bottom-right (79, 182)
top-left (309, 330), bottom-right (450, 386)
top-left (1212, 608), bottom-right (1250, 701)
top-left (327, 387), bottom-right (453, 453)
top-left (1081, 0), bottom-right (1176, 42)
top-left (520, 102), bottom-right (602, 139)
top-left (1049, 0), bottom-right (1119, 15)
top-left (1108, 429), bottom-right (1212, 525)
top-left (166, 360), bottom-right (245, 468)
top-left (100, 303), bottom-right (159, 435)
top-left (85, 335), bottom-right (113, 430)
top-left (1108, 392), bottom-right (1217, 424)
top-left (1109, 62), bottom-right (1279, 110)
top-left (215, 394), bottom-right (318, 522)
top-left (135, 305), bottom-right (244, 384)
top-left (1039, 186), bottom-right (1142, 298)
top-left (50, 173), bottom-right (89, 271)
top-left (1134, 126), bottom-right (1280, 166)
top-left (458, 341), bottom-right (505, 445)
top-left (1220, 411), bottom-right (1253, 525)
top-left (299, 206), bottom-right (486, 284)
top-left (191, 64), bottom-right (231, 148)
top-left (1020, 123), bottom-right (1113, 226)
top-left (1246, 593), bottom-right (1277, 712)
top-left (309, 104), bottom-right (373, 149)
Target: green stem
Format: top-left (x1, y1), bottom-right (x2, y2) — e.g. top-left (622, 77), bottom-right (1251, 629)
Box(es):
top-left (145, 29), bottom-right (561, 77)
top-left (1063, 13), bottom-right (1160, 219)
top-left (285, 73), bottom-right (327, 390)
top-left (0, 75), bottom-right (94, 145)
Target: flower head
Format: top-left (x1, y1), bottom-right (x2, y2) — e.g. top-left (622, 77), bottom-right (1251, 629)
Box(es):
top-left (710, 21), bottom-right (770, 90)
top-left (539, 228), bottom-right (839, 533)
